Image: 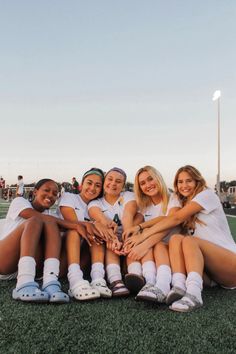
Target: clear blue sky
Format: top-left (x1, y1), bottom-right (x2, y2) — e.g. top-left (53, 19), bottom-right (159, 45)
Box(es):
top-left (1, 0), bottom-right (235, 187)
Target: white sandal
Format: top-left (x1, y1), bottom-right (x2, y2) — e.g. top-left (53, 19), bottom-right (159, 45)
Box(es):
top-left (169, 293), bottom-right (203, 312)
top-left (68, 280), bottom-right (100, 301)
top-left (91, 279), bottom-right (112, 298)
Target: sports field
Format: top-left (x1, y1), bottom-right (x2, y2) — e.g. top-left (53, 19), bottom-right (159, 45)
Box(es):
top-left (0, 203), bottom-right (236, 353)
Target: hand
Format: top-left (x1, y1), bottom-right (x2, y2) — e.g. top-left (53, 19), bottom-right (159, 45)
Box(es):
top-left (122, 225), bottom-right (140, 240)
top-left (128, 242), bottom-right (150, 261)
top-left (123, 233), bottom-right (143, 253)
top-left (82, 222), bottom-right (104, 246)
top-left (76, 223), bottom-right (93, 246)
top-left (93, 221), bottom-right (117, 242)
top-left (107, 220), bottom-right (118, 234)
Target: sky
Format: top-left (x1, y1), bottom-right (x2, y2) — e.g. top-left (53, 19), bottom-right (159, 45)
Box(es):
top-left (0, 0), bottom-right (235, 188)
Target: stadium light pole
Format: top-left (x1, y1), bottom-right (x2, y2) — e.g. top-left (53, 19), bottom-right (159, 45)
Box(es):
top-left (212, 90), bottom-right (221, 197)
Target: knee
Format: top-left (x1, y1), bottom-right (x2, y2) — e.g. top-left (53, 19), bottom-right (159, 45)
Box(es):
top-left (169, 234), bottom-right (184, 248)
top-left (182, 236), bottom-right (196, 251)
top-left (154, 241), bottom-right (166, 252)
top-left (25, 216), bottom-right (43, 229)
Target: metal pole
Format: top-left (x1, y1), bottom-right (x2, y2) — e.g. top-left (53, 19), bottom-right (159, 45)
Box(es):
top-left (217, 98), bottom-right (221, 197)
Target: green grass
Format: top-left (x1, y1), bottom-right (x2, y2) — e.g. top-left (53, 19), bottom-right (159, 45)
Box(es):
top-left (1, 203), bottom-right (236, 353)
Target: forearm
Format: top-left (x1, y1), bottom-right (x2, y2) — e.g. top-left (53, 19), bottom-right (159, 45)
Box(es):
top-left (139, 216), bottom-right (165, 230)
top-left (141, 231), bottom-right (168, 249)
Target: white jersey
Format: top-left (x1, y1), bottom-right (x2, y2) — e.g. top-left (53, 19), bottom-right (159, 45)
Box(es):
top-left (142, 193), bottom-right (181, 243)
top-left (0, 197), bottom-right (49, 241)
top-left (88, 191), bottom-right (135, 222)
top-left (58, 192), bottom-right (89, 221)
top-left (190, 189), bottom-right (236, 253)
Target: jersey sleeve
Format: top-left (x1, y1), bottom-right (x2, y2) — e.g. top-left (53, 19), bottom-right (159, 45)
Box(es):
top-left (7, 197), bottom-right (33, 220)
top-left (58, 192), bottom-right (75, 209)
top-left (168, 193), bottom-right (181, 210)
top-left (122, 191), bottom-right (136, 206)
top-left (88, 199), bottom-right (101, 210)
top-left (192, 189), bottom-right (219, 214)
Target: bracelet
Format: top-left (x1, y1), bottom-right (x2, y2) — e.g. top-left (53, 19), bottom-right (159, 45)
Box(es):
top-left (138, 224), bottom-right (143, 233)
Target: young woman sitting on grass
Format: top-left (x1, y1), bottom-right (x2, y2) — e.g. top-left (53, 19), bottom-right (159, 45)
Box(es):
top-left (124, 165), bottom-right (236, 312)
top-left (88, 167), bottom-right (143, 297)
top-left (129, 166), bottom-right (181, 302)
top-left (59, 168), bottom-right (115, 301)
top-left (0, 179), bottom-right (89, 304)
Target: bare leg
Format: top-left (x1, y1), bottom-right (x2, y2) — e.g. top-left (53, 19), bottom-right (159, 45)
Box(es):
top-left (169, 234), bottom-right (186, 274)
top-left (66, 230), bottom-right (81, 265)
top-left (0, 217), bottom-right (43, 274)
top-left (187, 237), bottom-right (236, 287)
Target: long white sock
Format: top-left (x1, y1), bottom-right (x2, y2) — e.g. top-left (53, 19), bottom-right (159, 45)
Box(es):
top-left (155, 265), bottom-right (171, 295)
top-left (142, 261), bottom-right (156, 285)
top-left (172, 272), bottom-right (187, 291)
top-left (91, 262), bottom-right (105, 281)
top-left (186, 271), bottom-right (203, 303)
top-left (68, 263), bottom-right (84, 289)
top-left (106, 264), bottom-right (122, 284)
top-left (43, 258), bottom-right (60, 287)
top-left (128, 262), bottom-right (142, 275)
top-left (17, 256), bottom-right (36, 288)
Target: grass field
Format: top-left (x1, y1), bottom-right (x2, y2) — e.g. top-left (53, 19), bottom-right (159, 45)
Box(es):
top-left (1, 203), bottom-right (236, 353)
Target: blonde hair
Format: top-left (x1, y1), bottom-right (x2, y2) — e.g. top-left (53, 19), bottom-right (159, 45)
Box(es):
top-left (174, 165), bottom-right (207, 231)
top-left (134, 166), bottom-right (169, 214)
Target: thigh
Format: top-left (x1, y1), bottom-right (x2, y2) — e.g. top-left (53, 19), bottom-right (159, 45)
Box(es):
top-left (0, 223), bottom-right (25, 274)
top-left (194, 237), bottom-right (236, 287)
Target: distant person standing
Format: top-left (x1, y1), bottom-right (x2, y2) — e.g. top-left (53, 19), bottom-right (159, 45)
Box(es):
top-left (71, 177), bottom-right (79, 194)
top-left (16, 175), bottom-right (24, 197)
top-left (0, 177), bottom-right (6, 199)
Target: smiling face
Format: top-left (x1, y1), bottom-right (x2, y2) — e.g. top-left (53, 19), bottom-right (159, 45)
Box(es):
top-left (176, 171), bottom-right (197, 199)
top-left (138, 170), bottom-right (162, 204)
top-left (80, 174), bottom-right (103, 204)
top-left (33, 180), bottom-right (58, 211)
top-left (104, 171), bottom-right (125, 197)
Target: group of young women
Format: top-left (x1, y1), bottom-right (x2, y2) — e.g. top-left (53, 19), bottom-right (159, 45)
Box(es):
top-left (0, 165), bottom-right (236, 312)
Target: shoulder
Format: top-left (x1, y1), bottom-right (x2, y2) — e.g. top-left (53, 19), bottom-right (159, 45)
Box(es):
top-left (121, 191), bottom-right (135, 202)
top-left (59, 192), bottom-right (77, 207)
top-left (88, 197), bottom-right (103, 209)
top-left (191, 188), bottom-right (220, 211)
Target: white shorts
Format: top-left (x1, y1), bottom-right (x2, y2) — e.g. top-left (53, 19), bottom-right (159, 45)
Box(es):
top-left (0, 272), bottom-right (17, 280)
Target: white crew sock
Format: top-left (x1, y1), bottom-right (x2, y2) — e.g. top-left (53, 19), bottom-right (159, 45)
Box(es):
top-left (172, 272), bottom-right (187, 291)
top-left (186, 271), bottom-right (203, 302)
top-left (155, 265), bottom-right (171, 295)
top-left (128, 262), bottom-right (142, 275)
top-left (16, 256), bottom-right (36, 288)
top-left (142, 261), bottom-right (156, 285)
top-left (68, 263), bottom-right (84, 289)
top-left (43, 258), bottom-right (60, 287)
top-left (91, 262), bottom-right (105, 281)
top-left (171, 271), bottom-right (203, 311)
top-left (106, 264), bottom-right (122, 284)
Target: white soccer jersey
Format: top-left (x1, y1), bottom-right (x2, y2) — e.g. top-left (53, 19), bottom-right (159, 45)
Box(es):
top-left (190, 189), bottom-right (236, 253)
top-left (88, 191), bottom-right (135, 223)
top-left (142, 193), bottom-right (181, 243)
top-left (58, 192), bottom-right (89, 221)
top-left (0, 197), bottom-right (49, 240)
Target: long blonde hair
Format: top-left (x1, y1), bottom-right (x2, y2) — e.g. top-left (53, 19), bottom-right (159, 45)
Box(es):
top-left (174, 165), bottom-right (207, 231)
top-left (134, 166), bottom-right (169, 214)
